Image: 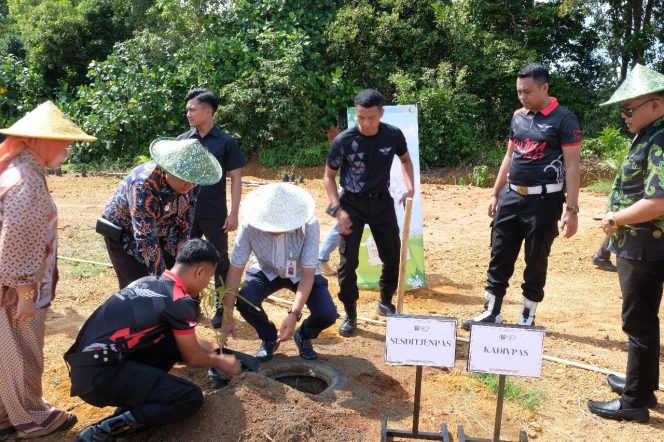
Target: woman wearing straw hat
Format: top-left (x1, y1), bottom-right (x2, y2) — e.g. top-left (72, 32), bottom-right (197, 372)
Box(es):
top-left (100, 138), bottom-right (223, 289)
top-left (221, 183), bottom-right (339, 362)
top-left (0, 101), bottom-right (96, 438)
top-left (587, 64), bottom-right (664, 423)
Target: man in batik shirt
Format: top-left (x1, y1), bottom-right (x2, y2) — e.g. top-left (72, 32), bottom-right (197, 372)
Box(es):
top-left (588, 64), bottom-right (664, 423)
top-left (101, 138), bottom-right (223, 288)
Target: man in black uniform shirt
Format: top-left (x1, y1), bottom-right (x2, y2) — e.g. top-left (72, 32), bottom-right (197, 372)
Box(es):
top-left (177, 88), bottom-right (246, 327)
top-left (66, 239), bottom-right (240, 441)
top-left (462, 63), bottom-right (582, 330)
top-left (324, 89), bottom-right (414, 337)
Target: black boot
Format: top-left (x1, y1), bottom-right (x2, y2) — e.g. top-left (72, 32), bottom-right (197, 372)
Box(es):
top-left (376, 293), bottom-right (396, 316)
top-left (75, 411), bottom-right (142, 442)
top-left (339, 303), bottom-right (357, 337)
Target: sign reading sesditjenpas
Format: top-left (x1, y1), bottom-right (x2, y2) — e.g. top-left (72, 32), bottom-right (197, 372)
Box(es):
top-left (385, 315), bottom-right (457, 367)
top-left (468, 324), bottom-right (546, 378)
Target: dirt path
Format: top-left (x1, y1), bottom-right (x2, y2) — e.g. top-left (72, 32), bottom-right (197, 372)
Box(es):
top-left (26, 172), bottom-right (663, 441)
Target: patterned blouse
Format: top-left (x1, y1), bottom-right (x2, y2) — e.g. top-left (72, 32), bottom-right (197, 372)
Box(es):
top-left (0, 150), bottom-right (58, 309)
top-left (103, 161), bottom-right (198, 276)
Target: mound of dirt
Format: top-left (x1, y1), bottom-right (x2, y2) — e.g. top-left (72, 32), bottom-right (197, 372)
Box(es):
top-left (147, 372), bottom-right (378, 442)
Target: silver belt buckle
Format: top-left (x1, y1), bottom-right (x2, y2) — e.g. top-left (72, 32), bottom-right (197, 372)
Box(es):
top-left (515, 185), bottom-right (529, 195)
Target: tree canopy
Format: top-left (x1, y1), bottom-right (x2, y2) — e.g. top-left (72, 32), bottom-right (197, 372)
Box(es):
top-left (0, 0), bottom-right (661, 168)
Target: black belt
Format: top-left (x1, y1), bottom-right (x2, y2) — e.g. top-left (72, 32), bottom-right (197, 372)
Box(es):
top-left (64, 349), bottom-right (123, 368)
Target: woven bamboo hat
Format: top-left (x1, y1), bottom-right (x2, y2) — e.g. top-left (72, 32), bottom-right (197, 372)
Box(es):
top-left (242, 183), bottom-right (315, 232)
top-left (149, 137), bottom-right (222, 185)
top-left (0, 100), bottom-right (97, 141)
top-left (601, 64), bottom-right (664, 106)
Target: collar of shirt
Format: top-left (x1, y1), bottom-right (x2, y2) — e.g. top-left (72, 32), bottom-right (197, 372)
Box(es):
top-left (162, 269), bottom-right (191, 301)
top-left (524, 97), bottom-right (559, 116)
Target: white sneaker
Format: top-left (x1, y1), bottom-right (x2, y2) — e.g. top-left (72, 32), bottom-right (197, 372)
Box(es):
top-left (319, 261), bottom-right (337, 276)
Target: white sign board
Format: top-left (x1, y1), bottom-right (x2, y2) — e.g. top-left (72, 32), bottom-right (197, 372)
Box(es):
top-left (467, 324), bottom-right (545, 378)
top-left (385, 315), bottom-right (457, 367)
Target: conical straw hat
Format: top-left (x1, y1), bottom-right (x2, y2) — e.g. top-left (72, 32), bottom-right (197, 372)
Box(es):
top-left (601, 64), bottom-right (664, 106)
top-left (0, 100), bottom-right (97, 141)
top-left (241, 183), bottom-right (315, 232)
top-left (149, 137), bottom-right (223, 186)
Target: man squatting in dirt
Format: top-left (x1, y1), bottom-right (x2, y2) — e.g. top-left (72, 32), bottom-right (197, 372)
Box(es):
top-left (177, 88), bottom-right (246, 328)
top-left (324, 88), bottom-right (415, 337)
top-left (66, 239), bottom-right (241, 441)
top-left (221, 183), bottom-right (339, 362)
top-left (462, 63), bottom-right (582, 330)
top-left (588, 64), bottom-right (664, 423)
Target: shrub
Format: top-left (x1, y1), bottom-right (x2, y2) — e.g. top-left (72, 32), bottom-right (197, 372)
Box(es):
top-left (0, 54), bottom-right (48, 127)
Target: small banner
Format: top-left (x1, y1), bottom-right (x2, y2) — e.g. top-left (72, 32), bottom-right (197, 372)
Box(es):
top-left (347, 105), bottom-right (427, 289)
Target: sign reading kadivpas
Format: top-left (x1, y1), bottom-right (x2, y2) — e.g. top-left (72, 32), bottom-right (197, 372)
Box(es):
top-left (385, 316), bottom-right (457, 367)
top-left (467, 324), bottom-right (546, 378)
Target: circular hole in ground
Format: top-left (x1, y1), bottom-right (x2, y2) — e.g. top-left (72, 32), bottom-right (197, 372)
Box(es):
top-left (274, 374), bottom-right (328, 395)
top-left (261, 361), bottom-right (346, 396)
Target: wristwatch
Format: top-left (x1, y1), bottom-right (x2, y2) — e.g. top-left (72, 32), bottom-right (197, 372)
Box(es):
top-left (287, 308), bottom-right (302, 321)
top-left (607, 211), bottom-right (617, 227)
top-left (326, 204), bottom-right (340, 217)
top-left (566, 205), bottom-right (580, 214)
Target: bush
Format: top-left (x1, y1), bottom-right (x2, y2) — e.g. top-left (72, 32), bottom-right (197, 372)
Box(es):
top-left (582, 127), bottom-right (631, 171)
top-left (390, 63), bottom-right (487, 166)
top-left (0, 54), bottom-right (48, 127)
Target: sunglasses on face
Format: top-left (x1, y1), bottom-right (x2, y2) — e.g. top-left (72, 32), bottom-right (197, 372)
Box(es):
top-left (620, 98), bottom-right (659, 117)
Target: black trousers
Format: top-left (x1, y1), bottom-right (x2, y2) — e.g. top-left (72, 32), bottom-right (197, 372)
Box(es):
top-left (191, 216), bottom-right (230, 288)
top-left (337, 191), bottom-right (400, 307)
top-left (485, 186), bottom-right (564, 302)
top-left (105, 238), bottom-right (175, 289)
top-left (618, 256), bottom-right (664, 408)
top-left (71, 336), bottom-right (203, 426)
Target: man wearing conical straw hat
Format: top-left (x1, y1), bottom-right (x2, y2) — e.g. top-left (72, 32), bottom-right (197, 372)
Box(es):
top-left (0, 101), bottom-right (95, 438)
top-left (221, 183), bottom-right (339, 362)
top-left (99, 137), bottom-right (223, 288)
top-left (587, 64), bottom-right (664, 423)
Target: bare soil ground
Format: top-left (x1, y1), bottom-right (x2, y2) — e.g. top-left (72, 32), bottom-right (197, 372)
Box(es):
top-left (19, 169), bottom-right (664, 442)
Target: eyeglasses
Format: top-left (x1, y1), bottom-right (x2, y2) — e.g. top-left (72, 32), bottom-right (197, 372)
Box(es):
top-left (620, 99), bottom-right (658, 117)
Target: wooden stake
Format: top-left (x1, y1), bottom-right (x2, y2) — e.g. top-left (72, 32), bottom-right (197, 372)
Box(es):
top-left (396, 197), bottom-right (414, 315)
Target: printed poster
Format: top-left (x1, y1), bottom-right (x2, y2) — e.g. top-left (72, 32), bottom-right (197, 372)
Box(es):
top-left (347, 105), bottom-right (427, 289)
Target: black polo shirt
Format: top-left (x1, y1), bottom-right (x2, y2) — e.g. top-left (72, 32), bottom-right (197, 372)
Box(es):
top-left (508, 98), bottom-right (582, 186)
top-left (608, 117), bottom-right (664, 261)
top-left (177, 126), bottom-right (246, 218)
top-left (327, 122), bottom-right (408, 194)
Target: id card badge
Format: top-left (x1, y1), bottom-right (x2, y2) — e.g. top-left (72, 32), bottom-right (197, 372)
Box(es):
top-left (286, 259), bottom-right (297, 278)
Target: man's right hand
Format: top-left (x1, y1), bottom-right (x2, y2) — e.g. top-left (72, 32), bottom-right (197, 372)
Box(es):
top-left (336, 209), bottom-right (353, 235)
top-left (487, 194), bottom-right (499, 218)
top-left (216, 354), bottom-right (241, 377)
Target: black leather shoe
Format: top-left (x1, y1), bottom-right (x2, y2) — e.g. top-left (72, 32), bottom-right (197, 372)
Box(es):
top-left (293, 327), bottom-right (317, 360)
top-left (607, 374), bottom-right (658, 408)
top-left (592, 255), bottom-right (617, 272)
top-left (376, 300), bottom-right (396, 316)
top-left (210, 308), bottom-right (224, 329)
top-left (255, 340), bottom-right (280, 362)
top-left (587, 398), bottom-right (649, 422)
top-left (338, 316), bottom-right (357, 337)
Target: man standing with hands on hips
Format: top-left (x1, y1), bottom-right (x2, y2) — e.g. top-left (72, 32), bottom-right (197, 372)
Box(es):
top-left (588, 64), bottom-right (664, 423)
top-left (462, 63), bottom-right (582, 330)
top-left (324, 88), bottom-right (415, 338)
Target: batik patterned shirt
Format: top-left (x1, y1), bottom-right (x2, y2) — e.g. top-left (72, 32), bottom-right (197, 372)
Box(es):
top-left (103, 162), bottom-right (198, 275)
top-left (608, 117), bottom-right (664, 261)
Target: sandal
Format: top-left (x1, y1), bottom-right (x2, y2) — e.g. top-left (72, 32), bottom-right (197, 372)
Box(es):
top-left (17, 412), bottom-right (77, 439)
